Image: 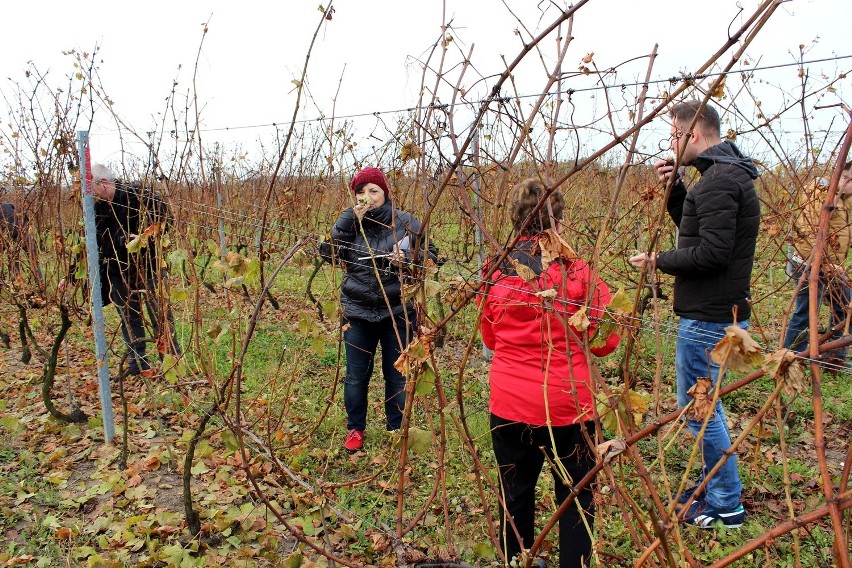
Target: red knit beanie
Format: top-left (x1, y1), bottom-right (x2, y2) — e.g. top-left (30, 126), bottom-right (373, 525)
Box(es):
top-left (350, 167), bottom-right (389, 198)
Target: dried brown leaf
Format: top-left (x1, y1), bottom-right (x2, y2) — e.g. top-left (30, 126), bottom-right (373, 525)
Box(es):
top-left (443, 275), bottom-right (475, 310)
top-left (401, 281), bottom-right (422, 304)
top-left (569, 306), bottom-right (590, 332)
top-left (762, 348), bottom-right (807, 397)
top-left (143, 455), bottom-right (161, 471)
top-left (399, 140), bottom-right (422, 163)
top-left (225, 251), bottom-right (244, 269)
top-left (140, 222), bottom-right (162, 238)
top-left (686, 377), bottom-right (714, 421)
top-left (510, 258), bottom-right (538, 282)
top-left (710, 325), bottom-right (762, 373)
top-left (536, 288), bottom-right (557, 301)
top-left (596, 439), bottom-right (626, 464)
top-left (393, 326), bottom-right (435, 377)
top-left (710, 76), bottom-right (727, 99)
top-left (538, 228), bottom-right (578, 266)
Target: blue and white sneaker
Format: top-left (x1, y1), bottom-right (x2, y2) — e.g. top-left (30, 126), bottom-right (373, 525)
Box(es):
top-left (681, 499), bottom-right (745, 528)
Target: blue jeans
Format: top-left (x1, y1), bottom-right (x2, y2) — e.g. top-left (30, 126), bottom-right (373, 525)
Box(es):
top-left (783, 259), bottom-right (850, 357)
top-left (675, 318), bottom-right (744, 510)
top-left (343, 312), bottom-right (414, 431)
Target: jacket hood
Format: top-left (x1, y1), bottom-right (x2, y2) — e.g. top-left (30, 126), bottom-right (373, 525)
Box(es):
top-left (694, 140), bottom-right (759, 179)
top-left (497, 237), bottom-right (543, 276)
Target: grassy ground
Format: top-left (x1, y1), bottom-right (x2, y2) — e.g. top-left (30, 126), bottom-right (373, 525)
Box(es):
top-left (0, 256), bottom-right (850, 567)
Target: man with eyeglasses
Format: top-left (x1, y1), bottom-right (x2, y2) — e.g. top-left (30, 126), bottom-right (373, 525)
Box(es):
top-left (630, 100), bottom-right (759, 529)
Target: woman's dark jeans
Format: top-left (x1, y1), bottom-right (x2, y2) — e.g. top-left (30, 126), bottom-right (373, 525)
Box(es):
top-left (343, 312), bottom-right (415, 431)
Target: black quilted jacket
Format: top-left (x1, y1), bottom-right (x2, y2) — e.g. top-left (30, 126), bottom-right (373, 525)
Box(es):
top-left (655, 141), bottom-right (760, 322)
top-left (320, 200), bottom-right (438, 322)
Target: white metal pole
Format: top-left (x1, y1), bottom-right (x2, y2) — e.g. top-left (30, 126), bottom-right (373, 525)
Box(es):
top-left (77, 131), bottom-right (115, 443)
top-left (215, 165), bottom-right (227, 261)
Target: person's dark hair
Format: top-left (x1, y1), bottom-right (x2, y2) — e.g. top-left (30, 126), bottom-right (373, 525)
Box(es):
top-left (670, 100), bottom-right (721, 137)
top-left (844, 159), bottom-right (852, 172)
top-left (509, 178), bottom-right (565, 237)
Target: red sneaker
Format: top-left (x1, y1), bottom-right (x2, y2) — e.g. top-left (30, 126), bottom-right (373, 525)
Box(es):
top-left (344, 429), bottom-right (364, 453)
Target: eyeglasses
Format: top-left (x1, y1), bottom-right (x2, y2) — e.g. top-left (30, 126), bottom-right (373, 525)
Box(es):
top-left (657, 130), bottom-right (690, 152)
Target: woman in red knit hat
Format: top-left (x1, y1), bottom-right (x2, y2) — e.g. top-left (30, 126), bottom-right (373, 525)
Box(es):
top-left (320, 166), bottom-right (438, 453)
top-left (479, 178), bottom-right (619, 568)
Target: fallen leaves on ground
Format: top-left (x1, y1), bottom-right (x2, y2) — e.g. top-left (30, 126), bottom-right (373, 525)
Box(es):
top-left (0, 338), bottom-right (294, 566)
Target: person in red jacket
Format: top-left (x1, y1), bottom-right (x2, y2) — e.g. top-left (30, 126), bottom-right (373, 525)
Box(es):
top-left (480, 178), bottom-right (619, 568)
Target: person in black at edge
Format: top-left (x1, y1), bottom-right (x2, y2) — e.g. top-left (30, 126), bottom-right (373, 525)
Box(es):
top-left (70, 163), bottom-right (181, 375)
top-left (1, 201), bottom-right (42, 350)
top-left (1, 202), bottom-right (40, 281)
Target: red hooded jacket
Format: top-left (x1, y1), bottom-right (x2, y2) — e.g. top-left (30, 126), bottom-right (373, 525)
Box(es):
top-left (480, 239), bottom-right (620, 426)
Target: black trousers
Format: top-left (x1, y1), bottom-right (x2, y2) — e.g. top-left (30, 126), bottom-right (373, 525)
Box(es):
top-left (105, 268), bottom-right (180, 371)
top-left (490, 414), bottom-right (596, 568)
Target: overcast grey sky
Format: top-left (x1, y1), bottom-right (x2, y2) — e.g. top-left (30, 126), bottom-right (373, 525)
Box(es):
top-left (1, 0), bottom-right (849, 166)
